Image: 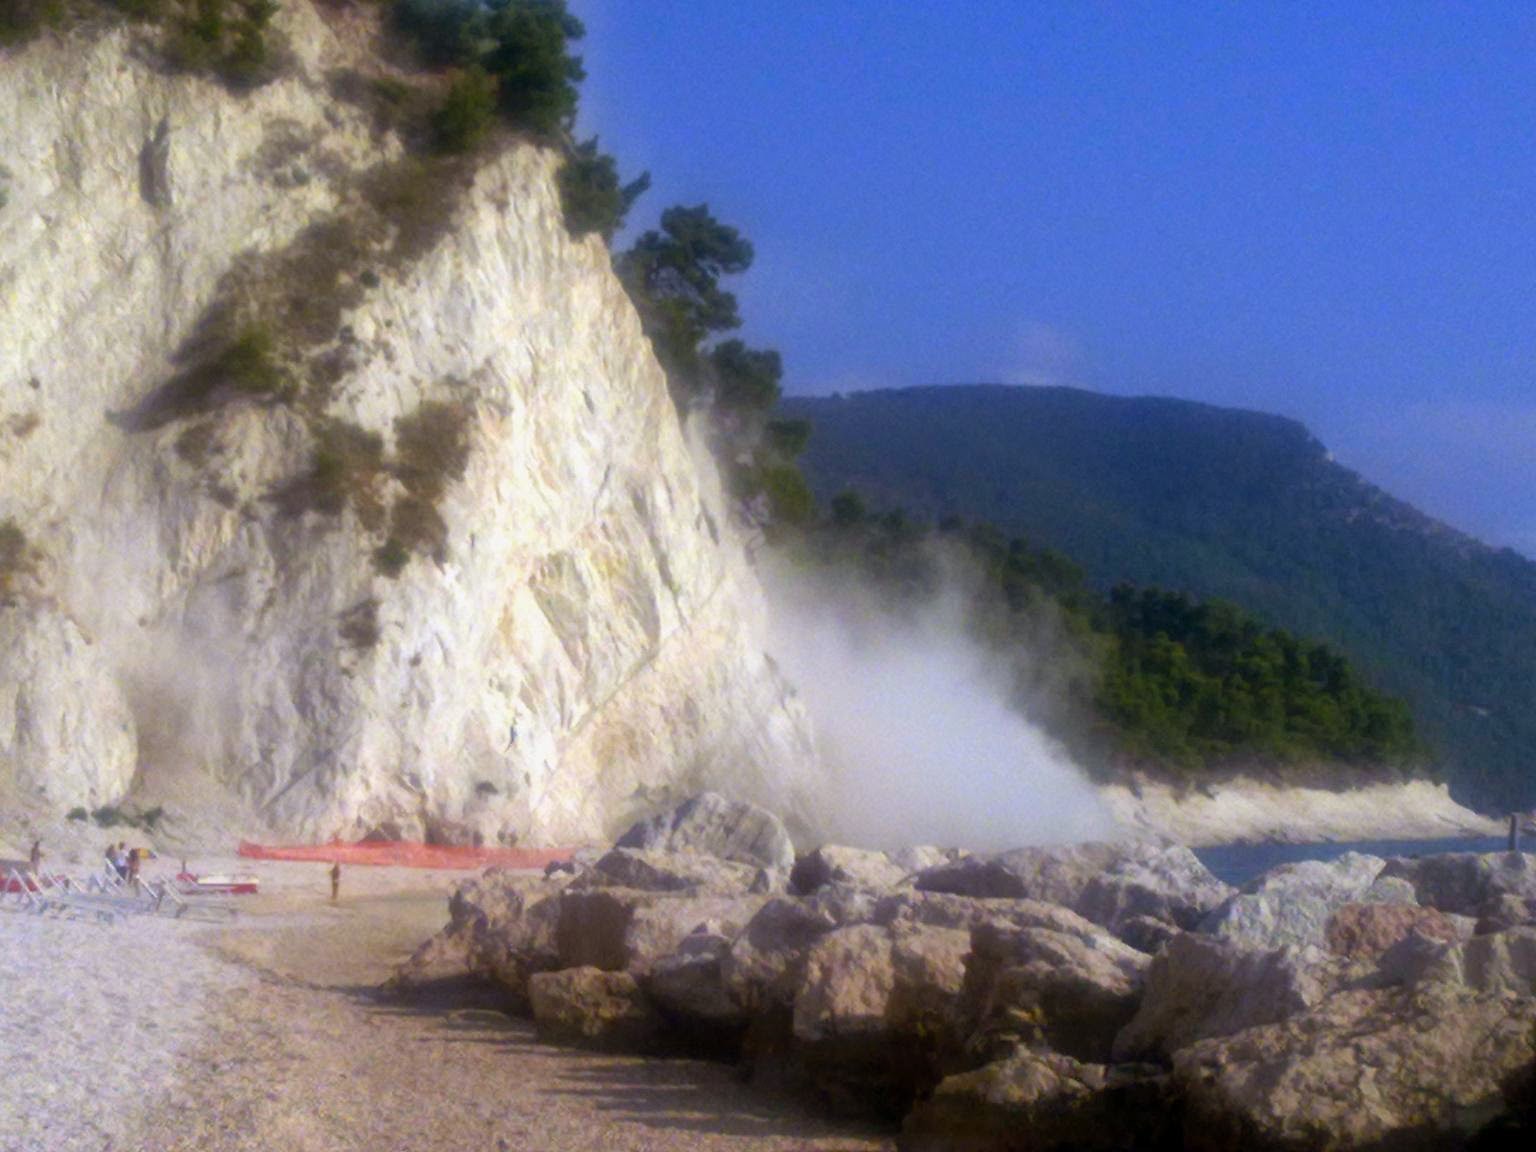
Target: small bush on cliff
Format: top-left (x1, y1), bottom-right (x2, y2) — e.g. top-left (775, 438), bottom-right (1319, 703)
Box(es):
top-left (0, 0), bottom-right (63, 46)
top-left (558, 136), bottom-right (649, 241)
top-left (431, 65), bottom-right (498, 153)
top-left (164, 0), bottom-right (280, 89)
top-left (0, 519), bottom-right (34, 603)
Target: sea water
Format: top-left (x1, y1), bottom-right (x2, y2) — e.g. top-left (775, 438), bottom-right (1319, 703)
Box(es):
top-left (1193, 835), bottom-right (1510, 888)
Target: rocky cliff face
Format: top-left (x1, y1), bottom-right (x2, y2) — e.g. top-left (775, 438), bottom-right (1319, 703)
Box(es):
top-left (0, 3), bottom-right (817, 845)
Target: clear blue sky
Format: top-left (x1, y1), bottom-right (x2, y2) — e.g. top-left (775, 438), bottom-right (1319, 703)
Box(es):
top-left (570, 1), bottom-right (1536, 557)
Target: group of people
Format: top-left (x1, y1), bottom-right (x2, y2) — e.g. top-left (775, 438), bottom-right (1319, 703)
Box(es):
top-left (104, 841), bottom-right (145, 884)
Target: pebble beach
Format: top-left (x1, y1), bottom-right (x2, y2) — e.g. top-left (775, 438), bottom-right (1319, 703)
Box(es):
top-left (0, 859), bottom-right (891, 1152)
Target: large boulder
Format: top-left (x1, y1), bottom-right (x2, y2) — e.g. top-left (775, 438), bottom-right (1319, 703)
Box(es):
top-left (554, 888), bottom-right (763, 974)
top-left (789, 921), bottom-right (973, 1116)
top-left (1113, 933), bottom-right (1327, 1062)
top-left (647, 932), bottom-right (744, 1029)
top-left (1198, 852), bottom-right (1406, 951)
top-left (1323, 902), bottom-right (1463, 963)
top-left (721, 888), bottom-right (881, 1009)
top-left (570, 846), bottom-right (768, 895)
top-left (431, 871), bottom-right (567, 1006)
top-left (791, 844), bottom-right (914, 895)
top-left (1380, 852), bottom-right (1536, 918)
top-left (874, 891), bottom-right (1115, 941)
top-left (527, 967), bottom-right (663, 1052)
top-left (964, 921), bottom-right (1150, 1063)
top-left (915, 841), bottom-right (1134, 903)
top-left (614, 792), bottom-right (795, 872)
top-left (914, 840), bottom-right (1230, 940)
top-left (1075, 844), bottom-right (1233, 935)
top-left (1175, 985), bottom-right (1536, 1151)
top-left (1409, 926), bottom-right (1536, 996)
top-left (901, 1047), bottom-right (1172, 1152)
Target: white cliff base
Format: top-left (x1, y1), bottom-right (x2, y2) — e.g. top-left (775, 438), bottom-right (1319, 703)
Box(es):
top-left (1100, 777), bottom-right (1502, 847)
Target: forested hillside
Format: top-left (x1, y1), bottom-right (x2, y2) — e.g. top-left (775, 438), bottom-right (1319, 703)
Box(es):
top-left (779, 505), bottom-right (1421, 789)
top-left (783, 385), bottom-right (1536, 811)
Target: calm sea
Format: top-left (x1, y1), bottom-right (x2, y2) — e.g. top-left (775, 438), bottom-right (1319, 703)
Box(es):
top-left (1193, 835), bottom-right (1510, 889)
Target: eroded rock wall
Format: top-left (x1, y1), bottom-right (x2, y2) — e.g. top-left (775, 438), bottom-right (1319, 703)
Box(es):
top-left (0, 3), bottom-right (817, 844)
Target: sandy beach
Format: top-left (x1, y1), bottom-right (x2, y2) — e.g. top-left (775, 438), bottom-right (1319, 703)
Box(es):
top-left (0, 859), bottom-right (891, 1152)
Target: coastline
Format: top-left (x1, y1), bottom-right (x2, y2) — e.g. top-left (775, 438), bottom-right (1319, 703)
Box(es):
top-left (1099, 776), bottom-right (1502, 847)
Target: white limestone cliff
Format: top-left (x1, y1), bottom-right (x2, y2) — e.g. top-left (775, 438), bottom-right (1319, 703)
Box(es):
top-left (0, 4), bottom-right (818, 845)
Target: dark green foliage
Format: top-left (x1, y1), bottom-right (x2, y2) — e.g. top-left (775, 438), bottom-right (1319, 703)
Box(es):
top-left (115, 322), bottom-right (287, 431)
top-left (786, 384), bottom-right (1529, 807)
top-left (391, 0), bottom-right (584, 137)
top-left (372, 536), bottom-right (410, 578)
top-left (67, 807), bottom-right (89, 822)
top-left (90, 804), bottom-right (163, 830)
top-left (619, 204), bottom-right (753, 391)
top-left (830, 489), bottom-right (867, 527)
top-left (165, 0), bottom-right (279, 88)
top-left (759, 463), bottom-right (816, 528)
top-left (1098, 586), bottom-right (1418, 771)
top-left (558, 136), bottom-right (649, 240)
top-left (431, 65), bottom-right (497, 153)
top-left (711, 339), bottom-right (782, 415)
top-left (481, 0), bottom-right (584, 137)
top-left (391, 0), bottom-right (485, 65)
top-left (781, 506), bottom-right (1422, 786)
top-left (0, 0), bottom-right (62, 45)
top-left (766, 418), bottom-right (811, 460)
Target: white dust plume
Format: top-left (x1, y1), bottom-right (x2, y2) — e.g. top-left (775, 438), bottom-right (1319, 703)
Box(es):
top-left (764, 561), bottom-right (1115, 852)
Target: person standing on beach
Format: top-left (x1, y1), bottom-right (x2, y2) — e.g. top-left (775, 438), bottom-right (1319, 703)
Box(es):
top-left (28, 839), bottom-right (41, 874)
top-left (329, 861), bottom-right (341, 902)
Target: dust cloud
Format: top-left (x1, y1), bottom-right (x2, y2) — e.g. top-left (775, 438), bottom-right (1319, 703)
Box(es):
top-left (764, 561), bottom-right (1114, 853)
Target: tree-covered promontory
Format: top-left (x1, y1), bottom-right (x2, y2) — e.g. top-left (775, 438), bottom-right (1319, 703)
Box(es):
top-left (779, 501), bottom-right (1424, 788)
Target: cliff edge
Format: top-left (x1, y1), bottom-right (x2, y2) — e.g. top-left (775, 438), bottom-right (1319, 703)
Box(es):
top-left (0, 3), bottom-right (817, 846)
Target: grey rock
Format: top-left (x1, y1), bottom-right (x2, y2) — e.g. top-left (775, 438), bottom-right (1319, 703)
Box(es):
top-left (1198, 852), bottom-right (1402, 951)
top-left (1175, 985), bottom-right (1536, 1151)
top-left (1075, 843), bottom-right (1233, 934)
top-left (964, 920), bottom-right (1150, 1063)
top-left (554, 888), bottom-right (763, 974)
top-left (1114, 933), bottom-right (1327, 1062)
top-left (790, 844), bottom-right (912, 895)
top-left (1380, 851), bottom-right (1536, 917)
top-left (614, 792), bottom-right (795, 871)
top-left (901, 1047), bottom-right (1172, 1152)
top-left (528, 967), bottom-right (662, 1051)
top-left (570, 846), bottom-right (766, 894)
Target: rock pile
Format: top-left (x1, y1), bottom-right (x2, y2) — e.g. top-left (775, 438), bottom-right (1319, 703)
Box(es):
top-left (392, 795), bottom-right (1536, 1150)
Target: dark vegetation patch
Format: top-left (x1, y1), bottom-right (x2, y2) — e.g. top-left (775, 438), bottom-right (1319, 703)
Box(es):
top-left (271, 416), bottom-right (385, 527)
top-left (6, 412), bottom-right (41, 439)
top-left (1, 1), bottom-right (284, 89)
top-left (338, 596), bottom-right (381, 650)
top-left (89, 803), bottom-right (164, 830)
top-left (161, 0), bottom-right (285, 90)
top-left (0, 519), bottom-right (36, 603)
top-left (375, 399), bottom-right (472, 572)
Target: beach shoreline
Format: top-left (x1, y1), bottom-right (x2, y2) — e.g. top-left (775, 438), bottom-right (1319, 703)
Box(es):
top-left (0, 857), bottom-right (892, 1152)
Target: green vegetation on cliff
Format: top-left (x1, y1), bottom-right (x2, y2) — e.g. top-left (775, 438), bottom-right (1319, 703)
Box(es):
top-left (783, 385), bottom-right (1534, 810)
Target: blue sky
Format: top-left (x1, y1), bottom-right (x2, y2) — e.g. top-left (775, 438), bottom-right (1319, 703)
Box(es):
top-left (570, 1), bottom-right (1536, 556)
